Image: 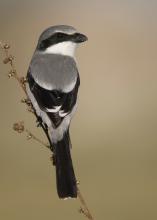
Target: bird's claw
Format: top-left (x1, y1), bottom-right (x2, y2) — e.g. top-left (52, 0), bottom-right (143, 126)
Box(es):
top-left (36, 117), bottom-right (43, 127)
top-left (50, 154), bottom-right (56, 166)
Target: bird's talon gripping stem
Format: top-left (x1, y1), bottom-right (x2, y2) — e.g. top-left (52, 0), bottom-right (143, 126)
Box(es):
top-left (50, 154), bottom-right (56, 166)
top-left (36, 117), bottom-right (43, 127)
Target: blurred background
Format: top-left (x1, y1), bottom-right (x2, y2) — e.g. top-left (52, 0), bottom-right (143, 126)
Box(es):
top-left (0, 0), bottom-right (157, 219)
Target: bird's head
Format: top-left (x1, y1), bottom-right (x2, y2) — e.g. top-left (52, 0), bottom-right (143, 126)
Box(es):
top-left (37, 25), bottom-right (88, 57)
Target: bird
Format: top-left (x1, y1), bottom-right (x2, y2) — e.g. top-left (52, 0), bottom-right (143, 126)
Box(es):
top-left (26, 25), bottom-right (88, 199)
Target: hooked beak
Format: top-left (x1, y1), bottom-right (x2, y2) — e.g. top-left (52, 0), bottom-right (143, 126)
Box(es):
top-left (72, 33), bottom-right (88, 43)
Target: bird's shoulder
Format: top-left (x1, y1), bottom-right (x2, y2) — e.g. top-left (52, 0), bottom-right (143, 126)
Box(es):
top-left (28, 52), bottom-right (79, 92)
top-left (30, 52), bottom-right (77, 69)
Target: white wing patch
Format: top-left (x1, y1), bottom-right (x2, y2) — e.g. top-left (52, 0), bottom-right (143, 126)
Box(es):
top-left (46, 106), bottom-right (61, 113)
top-left (59, 110), bottom-right (69, 117)
top-left (46, 105), bottom-right (69, 117)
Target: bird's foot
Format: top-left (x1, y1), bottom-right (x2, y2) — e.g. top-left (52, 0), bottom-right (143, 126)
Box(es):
top-left (36, 117), bottom-right (43, 127)
top-left (50, 154), bottom-right (56, 166)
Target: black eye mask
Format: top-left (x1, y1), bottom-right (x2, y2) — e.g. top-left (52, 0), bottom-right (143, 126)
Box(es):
top-left (38, 32), bottom-right (87, 51)
top-left (38, 32), bottom-right (73, 51)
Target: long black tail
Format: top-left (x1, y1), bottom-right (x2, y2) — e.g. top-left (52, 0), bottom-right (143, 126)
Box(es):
top-left (53, 130), bottom-right (77, 198)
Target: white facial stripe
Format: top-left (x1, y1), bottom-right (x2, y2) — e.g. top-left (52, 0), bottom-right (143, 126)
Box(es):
top-left (44, 41), bottom-right (77, 57)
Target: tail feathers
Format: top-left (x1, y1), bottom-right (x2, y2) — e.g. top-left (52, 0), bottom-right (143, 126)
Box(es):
top-left (53, 131), bottom-right (77, 198)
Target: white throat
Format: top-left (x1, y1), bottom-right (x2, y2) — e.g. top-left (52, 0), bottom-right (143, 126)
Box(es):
top-left (44, 41), bottom-right (77, 57)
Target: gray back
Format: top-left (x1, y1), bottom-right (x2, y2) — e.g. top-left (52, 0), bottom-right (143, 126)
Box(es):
top-left (30, 52), bottom-right (78, 92)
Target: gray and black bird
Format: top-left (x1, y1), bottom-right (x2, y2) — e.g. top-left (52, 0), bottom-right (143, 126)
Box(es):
top-left (26, 25), bottom-right (87, 198)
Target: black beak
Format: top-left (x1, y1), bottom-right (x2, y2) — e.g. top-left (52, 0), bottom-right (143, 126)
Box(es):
top-left (72, 33), bottom-right (88, 43)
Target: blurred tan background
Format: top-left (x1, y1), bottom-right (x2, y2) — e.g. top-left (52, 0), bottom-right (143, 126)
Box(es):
top-left (0, 0), bottom-right (157, 219)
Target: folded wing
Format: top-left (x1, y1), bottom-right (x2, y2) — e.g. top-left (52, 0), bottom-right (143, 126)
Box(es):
top-left (27, 72), bottom-right (80, 128)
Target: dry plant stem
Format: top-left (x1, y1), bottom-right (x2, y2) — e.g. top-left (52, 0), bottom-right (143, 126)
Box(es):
top-left (0, 41), bottom-right (95, 220)
top-left (0, 42), bottom-right (27, 96)
top-left (12, 122), bottom-right (49, 149)
top-left (25, 129), bottom-right (50, 149)
top-left (78, 187), bottom-right (94, 220)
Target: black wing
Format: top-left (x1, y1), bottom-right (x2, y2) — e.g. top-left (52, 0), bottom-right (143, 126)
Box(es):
top-left (27, 72), bottom-right (80, 128)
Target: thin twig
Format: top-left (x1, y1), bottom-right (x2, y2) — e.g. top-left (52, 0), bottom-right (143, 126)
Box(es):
top-left (12, 121), bottom-right (49, 149)
top-left (25, 129), bottom-right (50, 149)
top-left (77, 186), bottom-right (94, 220)
top-left (0, 41), bottom-right (27, 95)
top-left (0, 41), bottom-right (95, 220)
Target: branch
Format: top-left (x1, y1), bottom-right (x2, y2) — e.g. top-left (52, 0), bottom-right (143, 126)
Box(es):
top-left (0, 42), bottom-right (27, 95)
top-left (13, 121), bottom-right (50, 149)
top-left (78, 186), bottom-right (94, 220)
top-left (0, 41), bottom-right (95, 220)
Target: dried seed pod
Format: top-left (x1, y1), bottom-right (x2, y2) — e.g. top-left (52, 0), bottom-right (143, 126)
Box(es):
top-left (27, 100), bottom-right (32, 106)
top-left (27, 134), bottom-right (32, 140)
top-left (3, 44), bottom-right (10, 49)
top-left (8, 70), bottom-right (15, 78)
top-left (3, 55), bottom-right (14, 64)
top-left (8, 55), bottom-right (14, 61)
top-left (20, 77), bottom-right (27, 84)
top-left (21, 98), bottom-right (26, 103)
top-left (79, 207), bottom-right (84, 214)
top-left (8, 73), bottom-right (12, 78)
top-left (27, 106), bottom-right (34, 113)
top-left (3, 57), bottom-right (10, 64)
top-left (13, 121), bottom-right (25, 133)
top-left (21, 98), bottom-right (32, 106)
top-left (79, 207), bottom-right (89, 218)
